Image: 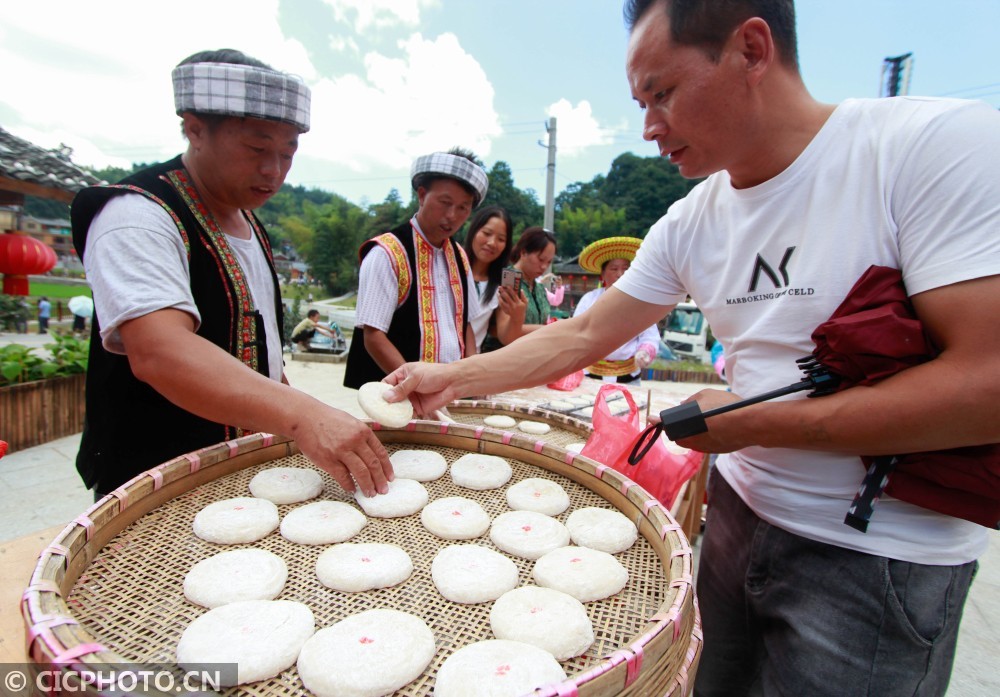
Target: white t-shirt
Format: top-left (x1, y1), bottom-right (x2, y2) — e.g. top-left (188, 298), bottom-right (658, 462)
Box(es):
top-left (468, 279), bottom-right (499, 352)
top-left (573, 286), bottom-right (660, 365)
top-left (616, 97), bottom-right (1000, 565)
top-left (84, 194), bottom-right (284, 382)
top-left (354, 219), bottom-right (470, 363)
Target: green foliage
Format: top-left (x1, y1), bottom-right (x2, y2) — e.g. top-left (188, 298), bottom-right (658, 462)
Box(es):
top-left (555, 204), bottom-right (628, 257)
top-left (283, 297), bottom-right (303, 346)
top-left (310, 201), bottom-right (369, 296)
top-left (26, 282), bottom-right (92, 300)
top-left (0, 334), bottom-right (89, 386)
top-left (0, 295), bottom-right (31, 331)
top-left (478, 161), bottom-right (544, 232)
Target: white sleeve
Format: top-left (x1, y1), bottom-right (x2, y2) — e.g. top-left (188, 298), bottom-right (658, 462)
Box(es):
top-left (354, 247), bottom-right (399, 332)
top-left (572, 289), bottom-right (599, 317)
top-left (83, 194), bottom-right (200, 354)
top-left (890, 99), bottom-right (1000, 295)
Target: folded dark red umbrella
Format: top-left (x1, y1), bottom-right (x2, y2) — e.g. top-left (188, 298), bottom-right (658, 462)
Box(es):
top-left (815, 265), bottom-right (1000, 531)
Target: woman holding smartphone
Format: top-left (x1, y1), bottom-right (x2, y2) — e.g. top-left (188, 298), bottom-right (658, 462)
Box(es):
top-left (482, 226), bottom-right (557, 352)
top-left (463, 206), bottom-right (520, 352)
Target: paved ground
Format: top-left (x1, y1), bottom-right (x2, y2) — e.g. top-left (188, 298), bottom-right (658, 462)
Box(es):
top-left (0, 329), bottom-right (996, 695)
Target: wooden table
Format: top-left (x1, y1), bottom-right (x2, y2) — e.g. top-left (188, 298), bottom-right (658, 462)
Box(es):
top-left (0, 525), bottom-right (63, 663)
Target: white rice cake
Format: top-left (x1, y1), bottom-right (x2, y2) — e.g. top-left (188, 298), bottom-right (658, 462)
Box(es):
top-left (389, 449), bottom-right (448, 481)
top-left (183, 548), bottom-right (287, 609)
top-left (357, 381), bottom-right (413, 428)
top-left (434, 640), bottom-right (567, 697)
top-left (532, 546), bottom-right (629, 602)
top-left (483, 414), bottom-right (517, 429)
top-left (565, 506), bottom-right (638, 554)
top-left (489, 510), bottom-right (570, 560)
top-left (315, 542), bottom-right (413, 592)
top-left (248, 466), bottom-right (323, 504)
top-left (192, 497), bottom-right (279, 544)
top-left (353, 478), bottom-right (428, 517)
top-left (280, 501), bottom-right (367, 545)
top-left (451, 453), bottom-right (512, 490)
top-left (176, 599), bottom-right (314, 686)
top-left (517, 420), bottom-right (551, 435)
top-left (421, 496), bottom-right (491, 540)
top-left (431, 544), bottom-right (519, 604)
top-left (505, 477), bottom-right (570, 516)
top-left (490, 586), bottom-right (594, 660)
top-left (298, 609), bottom-right (435, 697)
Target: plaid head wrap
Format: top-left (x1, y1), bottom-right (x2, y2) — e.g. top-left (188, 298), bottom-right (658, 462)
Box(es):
top-left (410, 153), bottom-right (489, 207)
top-left (172, 62), bottom-right (311, 132)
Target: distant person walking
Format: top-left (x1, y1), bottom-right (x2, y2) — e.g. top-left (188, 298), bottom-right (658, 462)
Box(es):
top-left (37, 297), bottom-right (51, 334)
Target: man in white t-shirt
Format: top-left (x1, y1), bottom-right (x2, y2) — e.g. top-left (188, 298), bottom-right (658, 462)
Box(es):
top-left (382, 2), bottom-right (1000, 695)
top-left (72, 49), bottom-right (392, 499)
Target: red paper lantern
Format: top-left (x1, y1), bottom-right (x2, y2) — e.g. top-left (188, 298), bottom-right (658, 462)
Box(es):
top-left (0, 233), bottom-right (58, 295)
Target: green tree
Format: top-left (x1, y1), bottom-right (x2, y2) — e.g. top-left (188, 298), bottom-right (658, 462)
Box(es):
top-left (310, 202), bottom-right (368, 295)
top-left (556, 204), bottom-right (628, 257)
top-left (364, 188), bottom-right (414, 240)
top-left (600, 152), bottom-right (696, 235)
top-left (479, 161), bottom-right (543, 234)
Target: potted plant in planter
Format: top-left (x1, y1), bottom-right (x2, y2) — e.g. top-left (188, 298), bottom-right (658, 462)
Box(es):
top-left (0, 333), bottom-right (89, 453)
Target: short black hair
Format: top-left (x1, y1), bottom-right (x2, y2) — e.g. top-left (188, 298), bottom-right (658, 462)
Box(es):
top-left (510, 227), bottom-right (557, 263)
top-left (624, 0), bottom-right (799, 68)
top-left (412, 147), bottom-right (482, 203)
top-left (306, 309), bottom-right (320, 319)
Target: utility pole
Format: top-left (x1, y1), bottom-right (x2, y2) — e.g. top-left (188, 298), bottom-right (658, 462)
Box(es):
top-left (880, 53), bottom-right (914, 97)
top-left (543, 117), bottom-right (557, 231)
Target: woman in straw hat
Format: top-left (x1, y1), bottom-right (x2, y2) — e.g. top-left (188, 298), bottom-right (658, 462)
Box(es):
top-left (573, 236), bottom-right (659, 385)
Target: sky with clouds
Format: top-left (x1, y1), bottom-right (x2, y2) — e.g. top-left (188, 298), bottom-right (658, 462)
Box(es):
top-left (2, 0), bottom-right (998, 208)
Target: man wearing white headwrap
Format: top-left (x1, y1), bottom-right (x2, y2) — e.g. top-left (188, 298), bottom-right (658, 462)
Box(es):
top-left (72, 49), bottom-right (393, 500)
top-left (344, 147), bottom-right (489, 392)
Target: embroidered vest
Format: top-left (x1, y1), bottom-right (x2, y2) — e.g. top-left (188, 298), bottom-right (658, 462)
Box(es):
top-left (344, 221), bottom-right (470, 388)
top-left (71, 155), bottom-right (283, 493)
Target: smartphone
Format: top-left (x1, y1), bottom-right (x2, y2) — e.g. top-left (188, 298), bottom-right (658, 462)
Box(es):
top-left (501, 268), bottom-right (523, 288)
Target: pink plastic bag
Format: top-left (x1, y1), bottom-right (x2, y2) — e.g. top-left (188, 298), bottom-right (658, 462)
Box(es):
top-left (547, 369), bottom-right (584, 391)
top-left (580, 384), bottom-right (702, 507)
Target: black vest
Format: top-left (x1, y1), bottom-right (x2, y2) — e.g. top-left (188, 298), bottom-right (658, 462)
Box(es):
top-left (71, 156), bottom-right (283, 494)
top-left (344, 221), bottom-right (469, 388)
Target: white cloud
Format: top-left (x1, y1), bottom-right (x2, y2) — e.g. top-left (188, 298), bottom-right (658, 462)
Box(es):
top-left (322, 0), bottom-right (440, 32)
top-left (545, 99), bottom-right (623, 157)
top-left (306, 32), bottom-right (501, 171)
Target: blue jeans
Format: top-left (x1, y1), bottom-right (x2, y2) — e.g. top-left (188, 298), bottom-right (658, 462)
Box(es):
top-left (695, 471), bottom-right (977, 697)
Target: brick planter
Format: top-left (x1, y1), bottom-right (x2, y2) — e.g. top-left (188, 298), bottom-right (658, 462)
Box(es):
top-left (0, 373), bottom-right (86, 454)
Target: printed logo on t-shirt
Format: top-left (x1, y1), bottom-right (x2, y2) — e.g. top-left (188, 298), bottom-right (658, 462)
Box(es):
top-left (725, 246), bottom-right (815, 305)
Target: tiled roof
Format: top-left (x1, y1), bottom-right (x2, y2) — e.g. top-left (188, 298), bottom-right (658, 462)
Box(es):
top-left (0, 126), bottom-right (104, 193)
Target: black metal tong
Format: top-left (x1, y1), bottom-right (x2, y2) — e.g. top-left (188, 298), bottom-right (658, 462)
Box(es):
top-left (628, 356), bottom-right (840, 465)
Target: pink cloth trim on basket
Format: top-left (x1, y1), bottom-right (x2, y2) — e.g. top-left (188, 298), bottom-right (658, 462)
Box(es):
top-left (74, 515), bottom-right (94, 541)
top-left (672, 608), bottom-right (686, 641)
top-left (261, 433), bottom-right (274, 446)
top-left (226, 439), bottom-right (240, 457)
top-left (183, 452), bottom-right (201, 473)
top-left (405, 422), bottom-right (417, 432)
top-left (620, 480), bottom-right (635, 496)
top-left (439, 423), bottom-right (449, 434)
top-left (111, 488), bottom-right (128, 511)
top-left (44, 543), bottom-right (70, 558)
top-left (670, 547), bottom-right (688, 558)
top-left (370, 422), bottom-right (382, 431)
top-left (148, 469), bottom-right (163, 490)
top-left (51, 642), bottom-right (107, 664)
top-left (594, 464), bottom-right (609, 478)
top-left (22, 580), bottom-right (60, 599)
top-left (643, 499), bottom-right (661, 514)
top-left (533, 441), bottom-right (545, 454)
top-left (676, 663), bottom-right (690, 696)
top-left (625, 644), bottom-right (643, 686)
top-left (660, 522), bottom-right (681, 539)
top-left (26, 617), bottom-right (78, 653)
top-left (474, 426), bottom-right (485, 439)
top-left (502, 432), bottom-right (514, 445)
top-left (564, 451), bottom-right (577, 465)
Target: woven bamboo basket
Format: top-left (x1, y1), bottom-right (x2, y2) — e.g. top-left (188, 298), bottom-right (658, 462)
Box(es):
top-left (447, 398), bottom-right (593, 445)
top-left (21, 422), bottom-right (701, 696)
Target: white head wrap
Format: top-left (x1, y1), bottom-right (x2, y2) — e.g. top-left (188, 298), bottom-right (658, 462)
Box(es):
top-left (172, 62), bottom-right (311, 132)
top-left (410, 152), bottom-right (489, 206)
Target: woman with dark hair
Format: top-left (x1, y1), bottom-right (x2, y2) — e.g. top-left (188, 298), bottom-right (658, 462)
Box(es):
top-left (463, 205), bottom-right (518, 352)
top-left (482, 226), bottom-right (556, 351)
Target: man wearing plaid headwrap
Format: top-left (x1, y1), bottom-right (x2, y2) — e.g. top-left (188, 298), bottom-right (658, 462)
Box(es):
top-left (344, 147), bottom-right (489, 393)
top-left (71, 49), bottom-right (392, 500)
